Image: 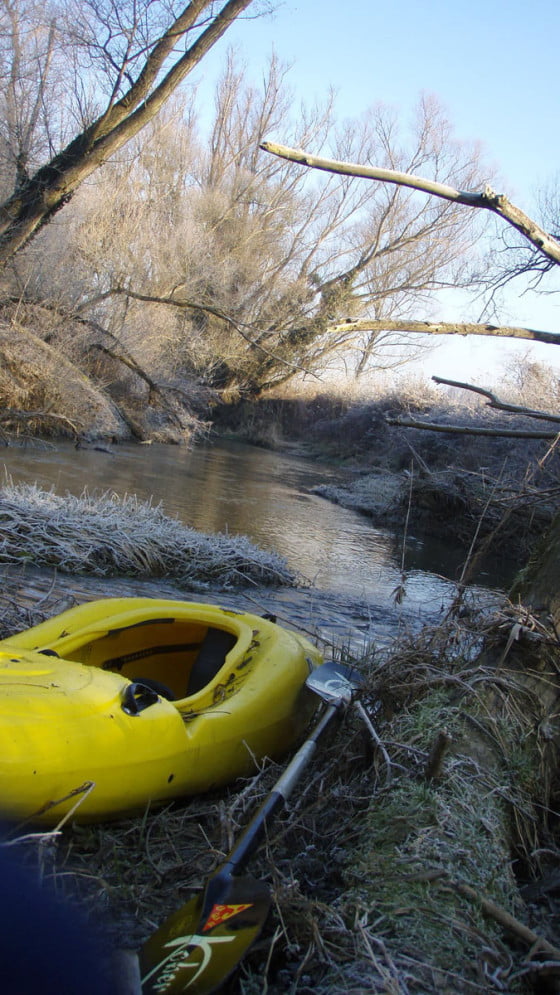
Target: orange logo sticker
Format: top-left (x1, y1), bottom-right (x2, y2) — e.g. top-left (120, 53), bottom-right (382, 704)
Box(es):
top-left (202, 903), bottom-right (253, 932)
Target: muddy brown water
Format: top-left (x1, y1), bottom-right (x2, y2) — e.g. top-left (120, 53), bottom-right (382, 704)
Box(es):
top-left (1, 438), bottom-right (510, 652)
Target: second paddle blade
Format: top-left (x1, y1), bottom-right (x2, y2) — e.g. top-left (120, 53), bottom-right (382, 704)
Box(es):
top-left (140, 874), bottom-right (271, 994)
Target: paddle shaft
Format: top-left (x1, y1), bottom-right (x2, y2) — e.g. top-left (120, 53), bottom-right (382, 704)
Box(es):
top-left (226, 702), bottom-right (336, 874)
top-left (200, 702), bottom-right (339, 919)
top-left (140, 666), bottom-right (357, 994)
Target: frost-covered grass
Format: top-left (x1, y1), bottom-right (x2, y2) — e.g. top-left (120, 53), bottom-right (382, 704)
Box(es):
top-left (0, 482), bottom-right (295, 590)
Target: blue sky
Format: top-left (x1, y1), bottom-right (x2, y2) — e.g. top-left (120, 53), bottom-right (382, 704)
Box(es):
top-left (195, 0), bottom-right (560, 381)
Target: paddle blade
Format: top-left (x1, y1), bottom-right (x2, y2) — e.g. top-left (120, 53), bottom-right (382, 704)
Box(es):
top-left (139, 875), bottom-right (271, 994)
top-left (306, 659), bottom-right (362, 704)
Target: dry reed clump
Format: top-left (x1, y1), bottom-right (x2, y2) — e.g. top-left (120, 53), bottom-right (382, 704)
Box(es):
top-left (0, 481), bottom-right (295, 590)
top-left (0, 320), bottom-right (129, 441)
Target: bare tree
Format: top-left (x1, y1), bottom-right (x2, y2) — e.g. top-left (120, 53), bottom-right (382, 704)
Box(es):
top-left (0, 0), bottom-right (256, 268)
top-left (258, 141), bottom-right (560, 431)
top-left (17, 74), bottom-right (491, 397)
top-left (0, 0), bottom-right (66, 197)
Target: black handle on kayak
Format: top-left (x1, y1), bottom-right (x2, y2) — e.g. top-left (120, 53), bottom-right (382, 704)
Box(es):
top-left (121, 681), bottom-right (161, 715)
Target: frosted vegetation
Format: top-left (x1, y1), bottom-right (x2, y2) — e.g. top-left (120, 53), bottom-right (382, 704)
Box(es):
top-left (0, 482), bottom-right (295, 590)
top-left (0, 42), bottom-right (493, 443)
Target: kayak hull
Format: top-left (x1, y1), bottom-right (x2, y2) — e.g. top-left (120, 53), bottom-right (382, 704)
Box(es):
top-left (0, 598), bottom-right (322, 824)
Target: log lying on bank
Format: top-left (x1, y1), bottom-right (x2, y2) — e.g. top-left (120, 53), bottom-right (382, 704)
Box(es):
top-left (0, 482), bottom-right (295, 591)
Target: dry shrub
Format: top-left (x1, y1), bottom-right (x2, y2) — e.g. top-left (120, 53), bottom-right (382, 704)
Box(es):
top-left (0, 319), bottom-right (128, 439)
top-left (502, 358), bottom-right (560, 415)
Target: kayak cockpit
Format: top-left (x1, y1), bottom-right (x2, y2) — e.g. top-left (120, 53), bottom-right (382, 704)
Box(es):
top-left (44, 617), bottom-right (239, 702)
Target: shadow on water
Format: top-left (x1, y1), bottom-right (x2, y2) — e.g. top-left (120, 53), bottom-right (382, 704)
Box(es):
top-left (1, 439), bottom-right (508, 653)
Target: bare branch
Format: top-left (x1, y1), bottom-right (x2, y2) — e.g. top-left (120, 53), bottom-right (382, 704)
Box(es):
top-left (454, 881), bottom-right (560, 962)
top-left (0, 406), bottom-right (80, 437)
top-left (326, 317), bottom-right (560, 348)
top-left (260, 141), bottom-right (560, 269)
top-left (86, 285), bottom-right (319, 379)
top-left (387, 372), bottom-right (560, 438)
top-left (432, 376), bottom-right (560, 425)
top-left (386, 416), bottom-right (559, 439)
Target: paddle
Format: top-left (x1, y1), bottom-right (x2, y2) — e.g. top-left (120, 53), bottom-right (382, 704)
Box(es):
top-left (139, 660), bottom-right (359, 995)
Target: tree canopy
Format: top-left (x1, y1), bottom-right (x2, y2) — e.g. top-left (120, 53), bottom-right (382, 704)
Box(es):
top-left (0, 0), bottom-right (256, 266)
top-left (1, 0), bottom-right (559, 434)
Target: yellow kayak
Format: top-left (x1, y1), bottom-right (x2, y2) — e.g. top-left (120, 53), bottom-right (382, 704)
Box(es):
top-left (0, 598), bottom-right (322, 825)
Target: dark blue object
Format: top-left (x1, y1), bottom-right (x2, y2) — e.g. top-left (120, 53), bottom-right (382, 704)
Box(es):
top-left (0, 848), bottom-right (118, 994)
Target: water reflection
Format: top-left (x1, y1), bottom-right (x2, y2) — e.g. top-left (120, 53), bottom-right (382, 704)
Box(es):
top-left (1, 439), bottom-right (506, 650)
top-left (3, 440), bottom-right (399, 593)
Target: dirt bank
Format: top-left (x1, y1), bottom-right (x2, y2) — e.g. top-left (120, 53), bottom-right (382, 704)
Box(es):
top-left (214, 391), bottom-right (559, 565)
top-left (313, 464), bottom-right (554, 569)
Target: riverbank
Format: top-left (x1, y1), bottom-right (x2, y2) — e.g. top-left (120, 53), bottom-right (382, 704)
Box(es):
top-left (2, 317), bottom-right (558, 569)
top-left (213, 387), bottom-right (560, 566)
top-left (1, 449), bottom-right (559, 992)
top-left (311, 464), bottom-right (555, 568)
top-left (2, 585), bottom-right (559, 995)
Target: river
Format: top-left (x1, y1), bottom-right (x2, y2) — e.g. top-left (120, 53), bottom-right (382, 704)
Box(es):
top-left (1, 438), bottom-right (509, 652)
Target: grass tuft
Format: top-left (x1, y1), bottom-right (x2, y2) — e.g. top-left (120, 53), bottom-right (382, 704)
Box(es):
top-left (0, 480), bottom-right (295, 590)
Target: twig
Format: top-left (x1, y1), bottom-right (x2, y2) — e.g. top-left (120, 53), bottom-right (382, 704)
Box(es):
top-left (424, 729), bottom-right (453, 781)
top-left (391, 463), bottom-right (413, 605)
top-left (355, 701), bottom-right (393, 787)
top-left (5, 780), bottom-right (96, 838)
top-left (453, 881), bottom-right (560, 962)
